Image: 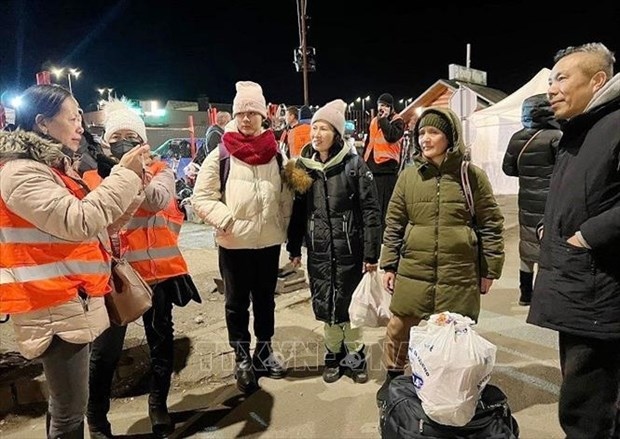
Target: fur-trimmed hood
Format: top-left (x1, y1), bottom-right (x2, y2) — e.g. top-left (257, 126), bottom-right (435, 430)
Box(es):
top-left (0, 129), bottom-right (67, 167)
top-left (284, 140), bottom-right (351, 194)
top-left (283, 159), bottom-right (314, 194)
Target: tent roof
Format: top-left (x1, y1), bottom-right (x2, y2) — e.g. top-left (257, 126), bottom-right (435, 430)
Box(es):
top-left (471, 68), bottom-right (551, 126)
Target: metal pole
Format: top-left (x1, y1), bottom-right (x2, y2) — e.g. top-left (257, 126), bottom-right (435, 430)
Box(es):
top-left (300, 0), bottom-right (309, 105)
top-left (67, 74), bottom-right (73, 94)
top-left (361, 100), bottom-right (365, 132)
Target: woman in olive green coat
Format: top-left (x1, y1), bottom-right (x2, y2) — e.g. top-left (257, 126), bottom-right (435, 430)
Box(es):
top-left (376, 106), bottom-right (505, 407)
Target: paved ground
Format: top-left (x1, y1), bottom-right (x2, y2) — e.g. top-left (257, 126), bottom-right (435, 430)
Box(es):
top-left (0, 195), bottom-right (567, 438)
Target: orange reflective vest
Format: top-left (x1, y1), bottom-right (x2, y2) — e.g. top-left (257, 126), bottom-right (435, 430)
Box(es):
top-left (0, 167), bottom-right (111, 314)
top-left (288, 124), bottom-right (311, 158)
top-left (82, 169), bottom-right (102, 191)
top-left (85, 162), bottom-right (189, 283)
top-left (363, 116), bottom-right (402, 164)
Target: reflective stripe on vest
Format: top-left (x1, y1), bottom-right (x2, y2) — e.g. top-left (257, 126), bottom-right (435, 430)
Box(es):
top-left (0, 227), bottom-right (98, 244)
top-left (1, 260), bottom-right (109, 284)
top-left (120, 163), bottom-right (188, 283)
top-left (0, 167), bottom-right (111, 314)
top-left (363, 117), bottom-right (401, 164)
top-left (125, 216), bottom-right (182, 234)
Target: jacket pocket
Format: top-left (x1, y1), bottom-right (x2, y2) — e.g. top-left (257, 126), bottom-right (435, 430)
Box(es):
top-left (551, 237), bottom-right (593, 290)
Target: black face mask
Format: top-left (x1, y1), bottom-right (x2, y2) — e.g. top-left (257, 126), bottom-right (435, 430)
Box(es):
top-left (110, 139), bottom-right (140, 159)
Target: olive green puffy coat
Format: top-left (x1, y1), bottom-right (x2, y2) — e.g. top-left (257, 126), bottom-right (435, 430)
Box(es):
top-left (380, 107), bottom-right (505, 321)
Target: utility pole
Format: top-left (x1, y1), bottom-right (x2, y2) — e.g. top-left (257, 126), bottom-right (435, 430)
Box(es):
top-left (300, 0), bottom-right (309, 105)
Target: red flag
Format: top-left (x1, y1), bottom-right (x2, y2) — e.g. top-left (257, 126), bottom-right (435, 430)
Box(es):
top-left (36, 71), bottom-right (51, 85)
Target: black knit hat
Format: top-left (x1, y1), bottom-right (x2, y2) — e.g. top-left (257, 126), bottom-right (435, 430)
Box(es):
top-left (377, 93), bottom-right (394, 107)
top-left (419, 112), bottom-right (453, 145)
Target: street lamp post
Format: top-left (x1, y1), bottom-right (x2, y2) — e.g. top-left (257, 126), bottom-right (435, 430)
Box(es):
top-left (51, 67), bottom-right (81, 94)
top-left (356, 96), bottom-right (370, 133)
top-left (67, 69), bottom-right (80, 94)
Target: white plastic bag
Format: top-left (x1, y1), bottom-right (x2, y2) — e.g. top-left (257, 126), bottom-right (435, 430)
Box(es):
top-left (408, 312), bottom-right (497, 426)
top-left (348, 270), bottom-right (393, 328)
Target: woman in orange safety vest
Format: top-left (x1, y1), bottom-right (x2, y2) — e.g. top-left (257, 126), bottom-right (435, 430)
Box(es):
top-left (0, 84), bottom-right (148, 439)
top-left (85, 99), bottom-right (200, 439)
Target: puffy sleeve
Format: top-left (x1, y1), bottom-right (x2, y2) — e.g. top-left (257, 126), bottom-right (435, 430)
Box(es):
top-left (190, 148), bottom-right (234, 230)
top-left (471, 165), bottom-right (505, 279)
top-left (380, 169), bottom-right (410, 271)
top-left (356, 158), bottom-right (382, 262)
top-left (0, 160), bottom-right (142, 241)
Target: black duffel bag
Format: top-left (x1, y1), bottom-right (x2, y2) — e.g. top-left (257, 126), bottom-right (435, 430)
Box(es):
top-left (380, 375), bottom-right (519, 439)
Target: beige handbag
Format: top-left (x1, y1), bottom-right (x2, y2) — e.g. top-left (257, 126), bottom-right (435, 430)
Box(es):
top-left (98, 233), bottom-right (153, 326)
top-left (105, 257), bottom-right (153, 326)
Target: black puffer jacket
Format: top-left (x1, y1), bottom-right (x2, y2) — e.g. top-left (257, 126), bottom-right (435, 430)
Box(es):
top-left (502, 94), bottom-right (562, 264)
top-left (286, 142), bottom-right (382, 324)
top-left (527, 76), bottom-right (620, 339)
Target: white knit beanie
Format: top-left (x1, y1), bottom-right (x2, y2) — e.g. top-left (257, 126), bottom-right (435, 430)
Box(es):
top-left (311, 99), bottom-right (347, 137)
top-left (102, 98), bottom-right (147, 143)
top-left (232, 81), bottom-right (267, 118)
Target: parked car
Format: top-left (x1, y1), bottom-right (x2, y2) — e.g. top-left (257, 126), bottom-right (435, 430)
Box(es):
top-left (152, 138), bottom-right (205, 179)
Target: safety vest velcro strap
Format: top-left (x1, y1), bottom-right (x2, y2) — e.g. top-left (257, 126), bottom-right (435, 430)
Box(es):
top-left (123, 246), bottom-right (183, 263)
top-left (0, 260), bottom-right (111, 284)
top-left (0, 227), bottom-right (98, 244)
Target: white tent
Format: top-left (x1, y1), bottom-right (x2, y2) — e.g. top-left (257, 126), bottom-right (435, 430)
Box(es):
top-left (469, 68), bottom-right (551, 194)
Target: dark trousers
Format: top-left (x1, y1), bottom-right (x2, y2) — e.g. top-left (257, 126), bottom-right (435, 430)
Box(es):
top-left (88, 281), bottom-right (175, 425)
top-left (558, 332), bottom-right (620, 439)
top-left (218, 245), bottom-right (280, 360)
top-left (41, 337), bottom-right (90, 438)
top-left (374, 173), bottom-right (398, 237)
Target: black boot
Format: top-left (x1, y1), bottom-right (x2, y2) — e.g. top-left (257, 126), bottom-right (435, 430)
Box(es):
top-left (322, 345), bottom-right (344, 383)
top-left (52, 421), bottom-right (85, 439)
top-left (519, 270), bottom-right (534, 306)
top-left (376, 370), bottom-right (404, 408)
top-left (252, 341), bottom-right (286, 379)
top-left (87, 422), bottom-right (113, 439)
top-left (342, 345), bottom-right (368, 384)
top-left (235, 357), bottom-right (258, 394)
top-left (148, 404), bottom-right (174, 438)
top-left (86, 411), bottom-right (112, 439)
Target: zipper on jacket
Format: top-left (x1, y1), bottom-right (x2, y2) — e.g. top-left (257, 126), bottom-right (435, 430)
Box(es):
top-left (343, 214), bottom-right (352, 254)
top-left (432, 176), bottom-right (441, 295)
top-left (78, 288), bottom-right (90, 312)
top-left (322, 172), bottom-right (337, 325)
top-left (310, 213), bottom-right (315, 250)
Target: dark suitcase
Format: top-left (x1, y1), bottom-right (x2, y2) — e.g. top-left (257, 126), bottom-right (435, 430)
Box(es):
top-left (380, 375), bottom-right (519, 438)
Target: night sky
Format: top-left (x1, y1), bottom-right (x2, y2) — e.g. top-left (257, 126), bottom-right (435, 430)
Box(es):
top-left (1, 0), bottom-right (619, 109)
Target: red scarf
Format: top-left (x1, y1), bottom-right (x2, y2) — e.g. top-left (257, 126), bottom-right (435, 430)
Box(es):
top-left (222, 130), bottom-right (278, 165)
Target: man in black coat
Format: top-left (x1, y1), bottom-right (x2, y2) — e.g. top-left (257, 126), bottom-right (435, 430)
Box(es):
top-left (527, 42), bottom-right (620, 439)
